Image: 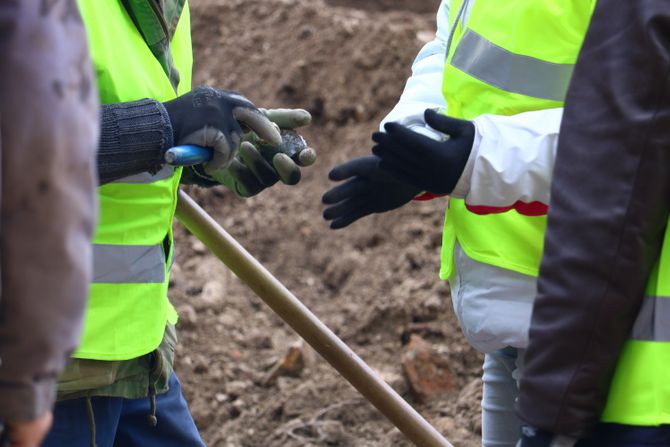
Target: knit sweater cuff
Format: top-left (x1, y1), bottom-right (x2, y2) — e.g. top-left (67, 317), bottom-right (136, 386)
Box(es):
top-left (98, 98), bottom-right (174, 184)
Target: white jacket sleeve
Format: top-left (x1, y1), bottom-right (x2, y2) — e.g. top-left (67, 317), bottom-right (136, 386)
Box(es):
top-left (450, 108), bottom-right (563, 214)
top-left (380, 0), bottom-right (449, 138)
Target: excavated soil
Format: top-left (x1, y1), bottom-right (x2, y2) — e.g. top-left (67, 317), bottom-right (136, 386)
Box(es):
top-left (171, 1), bottom-right (483, 445)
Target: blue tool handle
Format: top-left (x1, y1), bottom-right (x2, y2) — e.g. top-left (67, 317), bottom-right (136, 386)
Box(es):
top-left (164, 145), bottom-right (213, 166)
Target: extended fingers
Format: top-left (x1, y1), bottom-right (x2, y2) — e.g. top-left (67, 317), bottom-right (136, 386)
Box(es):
top-left (217, 159), bottom-right (265, 197)
top-left (322, 177), bottom-right (368, 204)
top-left (262, 108), bottom-right (312, 129)
top-left (238, 142), bottom-right (279, 186)
top-left (323, 195), bottom-right (374, 229)
top-left (327, 156), bottom-right (378, 181)
top-left (272, 153), bottom-right (301, 185)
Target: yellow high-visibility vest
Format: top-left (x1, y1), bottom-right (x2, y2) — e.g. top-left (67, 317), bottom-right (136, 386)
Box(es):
top-left (602, 221), bottom-right (670, 426)
top-left (439, 0), bottom-right (595, 279)
top-left (75, 0), bottom-right (193, 360)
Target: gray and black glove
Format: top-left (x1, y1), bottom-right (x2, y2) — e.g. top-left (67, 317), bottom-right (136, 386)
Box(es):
top-left (183, 108), bottom-right (316, 197)
top-left (97, 87), bottom-right (280, 184)
top-left (164, 85), bottom-right (282, 171)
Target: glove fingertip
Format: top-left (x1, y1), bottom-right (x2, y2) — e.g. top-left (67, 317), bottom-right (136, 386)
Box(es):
top-left (328, 166), bottom-right (347, 181)
top-left (297, 147), bottom-right (317, 166)
top-left (322, 206), bottom-right (334, 220)
top-left (329, 220), bottom-right (346, 230)
top-left (322, 191), bottom-right (334, 205)
top-left (383, 122), bottom-right (398, 133)
top-left (240, 140), bottom-right (257, 152)
top-left (371, 144), bottom-right (384, 157)
top-left (371, 131), bottom-right (385, 143)
top-left (424, 108), bottom-right (439, 119)
top-left (273, 153), bottom-right (301, 185)
top-left (424, 107), bottom-right (443, 125)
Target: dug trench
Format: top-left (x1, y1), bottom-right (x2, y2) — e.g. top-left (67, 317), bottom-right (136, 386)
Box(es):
top-left (170, 0), bottom-right (483, 445)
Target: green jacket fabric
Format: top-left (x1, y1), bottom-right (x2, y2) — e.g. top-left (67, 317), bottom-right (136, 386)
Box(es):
top-left (122, 0), bottom-right (186, 90)
top-left (58, 325), bottom-right (177, 401)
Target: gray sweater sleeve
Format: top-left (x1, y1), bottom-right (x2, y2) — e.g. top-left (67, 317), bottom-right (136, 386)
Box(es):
top-left (0, 1), bottom-right (97, 422)
top-left (98, 98), bottom-right (174, 184)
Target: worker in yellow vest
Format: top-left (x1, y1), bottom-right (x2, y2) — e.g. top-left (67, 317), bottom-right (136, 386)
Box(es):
top-left (424, 2), bottom-right (670, 445)
top-left (323, 1), bottom-right (594, 446)
top-left (42, 2), bottom-right (313, 446)
top-left (514, 0), bottom-right (670, 445)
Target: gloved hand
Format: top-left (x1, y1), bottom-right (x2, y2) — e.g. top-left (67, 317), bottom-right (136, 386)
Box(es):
top-left (517, 425), bottom-right (577, 447)
top-left (163, 85), bottom-right (282, 171)
top-left (183, 108), bottom-right (316, 197)
top-left (371, 108), bottom-right (475, 195)
top-left (239, 108), bottom-right (316, 185)
top-left (322, 155), bottom-right (421, 229)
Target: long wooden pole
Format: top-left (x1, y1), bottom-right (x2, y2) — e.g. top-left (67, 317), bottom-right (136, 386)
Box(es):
top-left (175, 190), bottom-right (452, 447)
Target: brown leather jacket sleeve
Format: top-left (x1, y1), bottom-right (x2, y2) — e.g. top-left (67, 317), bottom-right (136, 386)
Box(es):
top-left (516, 0), bottom-right (670, 438)
top-left (0, 1), bottom-right (98, 422)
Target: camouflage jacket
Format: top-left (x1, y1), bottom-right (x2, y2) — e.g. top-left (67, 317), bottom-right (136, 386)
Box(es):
top-left (58, 325), bottom-right (177, 401)
top-left (122, 0), bottom-right (186, 90)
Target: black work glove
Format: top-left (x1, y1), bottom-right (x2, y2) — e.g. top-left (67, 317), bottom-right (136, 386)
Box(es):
top-left (322, 155), bottom-right (421, 229)
top-left (371, 108), bottom-right (474, 195)
top-left (517, 426), bottom-right (577, 447)
top-left (182, 108), bottom-right (316, 197)
top-left (163, 85), bottom-right (281, 171)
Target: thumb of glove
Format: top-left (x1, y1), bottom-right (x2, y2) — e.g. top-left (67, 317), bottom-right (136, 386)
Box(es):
top-left (179, 126), bottom-right (237, 173)
top-left (424, 108), bottom-right (474, 140)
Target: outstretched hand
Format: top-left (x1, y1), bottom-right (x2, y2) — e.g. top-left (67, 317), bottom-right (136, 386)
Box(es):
top-left (322, 155), bottom-right (420, 229)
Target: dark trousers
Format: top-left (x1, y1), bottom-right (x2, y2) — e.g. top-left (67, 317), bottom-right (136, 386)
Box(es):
top-left (576, 423), bottom-right (670, 446)
top-left (43, 373), bottom-right (205, 447)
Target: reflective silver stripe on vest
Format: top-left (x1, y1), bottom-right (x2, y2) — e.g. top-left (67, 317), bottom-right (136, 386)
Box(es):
top-left (93, 244), bottom-right (166, 284)
top-left (631, 296), bottom-right (670, 342)
top-left (113, 165), bottom-right (175, 184)
top-left (451, 30), bottom-right (574, 102)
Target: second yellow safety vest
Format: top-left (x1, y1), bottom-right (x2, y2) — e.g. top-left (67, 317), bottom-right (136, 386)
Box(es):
top-left (602, 220), bottom-right (670, 426)
top-left (439, 0), bottom-right (596, 279)
top-left (75, 0), bottom-right (193, 360)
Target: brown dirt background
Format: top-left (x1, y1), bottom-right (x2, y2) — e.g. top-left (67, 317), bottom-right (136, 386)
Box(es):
top-left (171, 1), bottom-right (483, 445)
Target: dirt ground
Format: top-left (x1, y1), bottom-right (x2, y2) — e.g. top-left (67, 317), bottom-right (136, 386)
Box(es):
top-left (171, 1), bottom-right (483, 445)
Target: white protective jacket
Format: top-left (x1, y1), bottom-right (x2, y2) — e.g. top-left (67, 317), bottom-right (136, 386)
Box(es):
top-left (381, 0), bottom-right (559, 352)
